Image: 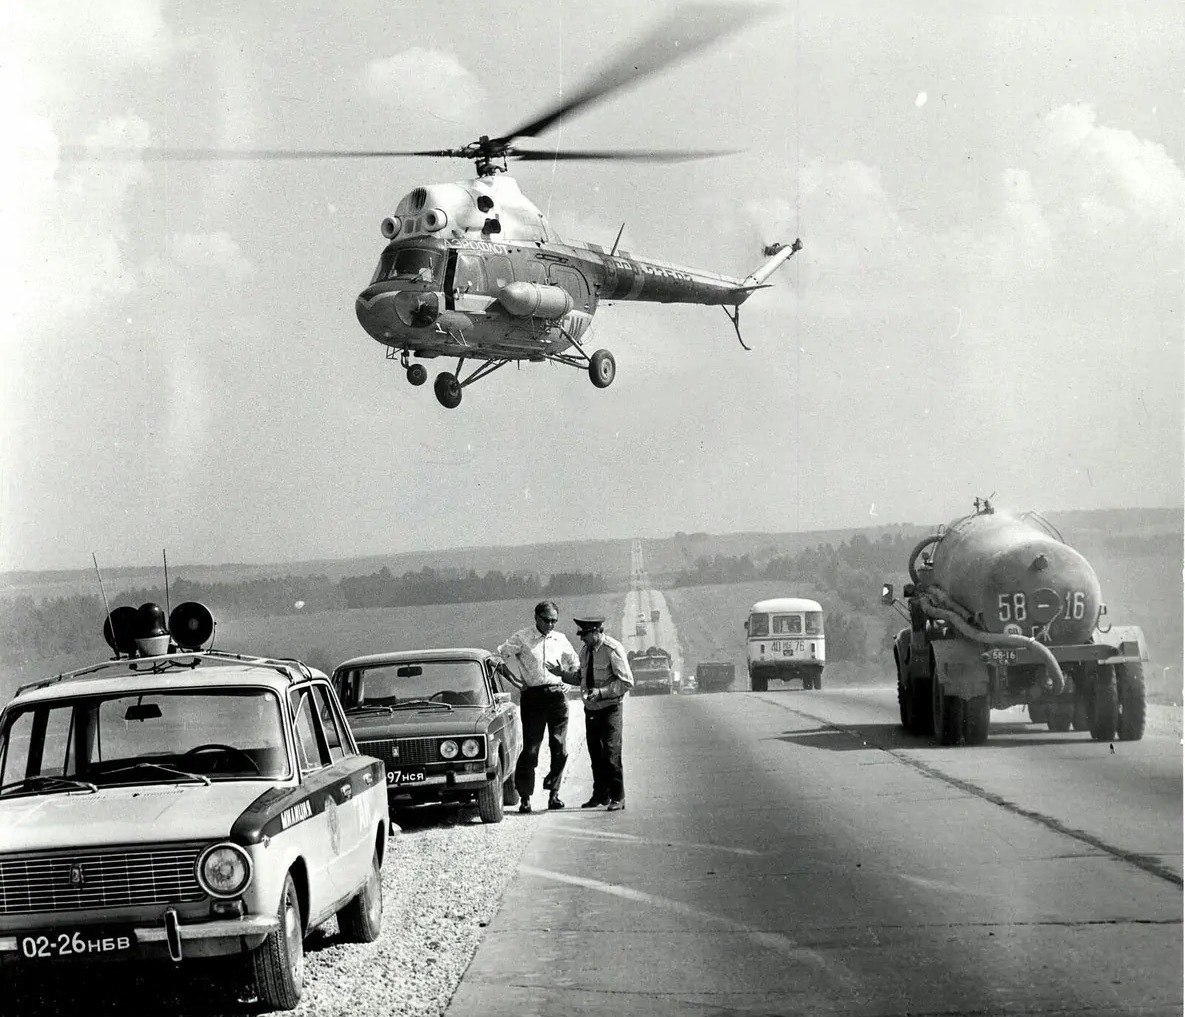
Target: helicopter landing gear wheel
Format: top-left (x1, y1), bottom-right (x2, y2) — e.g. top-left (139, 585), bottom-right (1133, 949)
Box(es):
top-left (433, 372), bottom-right (462, 409)
top-left (588, 349), bottom-right (616, 389)
top-left (407, 363), bottom-right (427, 386)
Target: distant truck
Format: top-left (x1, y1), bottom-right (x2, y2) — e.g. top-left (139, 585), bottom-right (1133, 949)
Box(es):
top-left (694, 661), bottom-right (736, 694)
top-left (628, 647), bottom-right (676, 696)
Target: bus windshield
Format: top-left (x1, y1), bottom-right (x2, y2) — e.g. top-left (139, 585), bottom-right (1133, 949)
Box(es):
top-left (804, 612), bottom-right (823, 635)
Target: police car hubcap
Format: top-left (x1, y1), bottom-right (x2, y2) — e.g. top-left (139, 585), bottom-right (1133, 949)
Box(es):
top-left (285, 900), bottom-right (304, 984)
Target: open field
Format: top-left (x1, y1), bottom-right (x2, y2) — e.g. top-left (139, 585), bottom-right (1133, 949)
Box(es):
top-left (0, 593), bottom-right (624, 705)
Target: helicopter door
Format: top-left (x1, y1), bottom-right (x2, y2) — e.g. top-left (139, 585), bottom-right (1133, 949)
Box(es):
top-left (444, 251), bottom-right (492, 316)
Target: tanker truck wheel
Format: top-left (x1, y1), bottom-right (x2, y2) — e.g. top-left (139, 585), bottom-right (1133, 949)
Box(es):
top-left (895, 651), bottom-right (909, 729)
top-left (1071, 697), bottom-right (1090, 732)
top-left (964, 695), bottom-right (990, 746)
top-left (1028, 703), bottom-right (1048, 725)
top-left (1090, 665), bottom-right (1119, 742)
top-left (1046, 704), bottom-right (1073, 733)
top-left (1116, 663), bottom-right (1146, 741)
top-left (931, 678), bottom-right (963, 746)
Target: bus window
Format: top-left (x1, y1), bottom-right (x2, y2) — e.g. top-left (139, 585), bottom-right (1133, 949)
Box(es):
top-left (804, 612), bottom-right (823, 635)
top-left (748, 613), bottom-right (769, 637)
top-left (772, 615), bottom-right (802, 635)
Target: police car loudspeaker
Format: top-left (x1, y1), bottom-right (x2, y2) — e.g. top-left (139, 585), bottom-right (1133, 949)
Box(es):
top-left (135, 602), bottom-right (171, 657)
top-left (169, 601), bottom-right (215, 651)
top-left (103, 605), bottom-right (140, 656)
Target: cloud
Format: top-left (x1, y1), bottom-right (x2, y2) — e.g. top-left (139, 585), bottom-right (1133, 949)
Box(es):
top-left (145, 232), bottom-right (255, 280)
top-left (361, 48), bottom-right (485, 124)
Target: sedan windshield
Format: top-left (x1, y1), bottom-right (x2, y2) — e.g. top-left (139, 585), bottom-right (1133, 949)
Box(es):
top-left (0, 688), bottom-right (289, 793)
top-left (340, 660), bottom-right (488, 709)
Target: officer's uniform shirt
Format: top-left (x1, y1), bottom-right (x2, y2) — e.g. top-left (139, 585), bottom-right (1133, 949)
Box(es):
top-left (497, 626), bottom-right (578, 689)
top-left (580, 634), bottom-right (634, 710)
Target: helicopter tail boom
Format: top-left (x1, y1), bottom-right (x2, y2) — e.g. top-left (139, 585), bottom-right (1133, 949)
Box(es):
top-left (739, 238), bottom-right (803, 290)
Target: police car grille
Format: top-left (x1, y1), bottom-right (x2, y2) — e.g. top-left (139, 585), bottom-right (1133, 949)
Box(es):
top-left (0, 843), bottom-right (206, 915)
top-left (359, 737), bottom-right (444, 767)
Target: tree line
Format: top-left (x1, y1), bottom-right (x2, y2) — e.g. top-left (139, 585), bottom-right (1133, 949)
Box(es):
top-left (0, 567), bottom-right (607, 666)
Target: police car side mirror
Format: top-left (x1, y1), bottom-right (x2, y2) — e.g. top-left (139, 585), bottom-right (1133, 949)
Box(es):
top-left (880, 584), bottom-right (894, 605)
top-left (743, 620), bottom-right (749, 632)
top-left (494, 692), bottom-right (511, 706)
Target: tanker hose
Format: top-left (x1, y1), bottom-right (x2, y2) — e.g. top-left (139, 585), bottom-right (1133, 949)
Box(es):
top-left (917, 589), bottom-right (1065, 695)
top-left (908, 534), bottom-right (943, 584)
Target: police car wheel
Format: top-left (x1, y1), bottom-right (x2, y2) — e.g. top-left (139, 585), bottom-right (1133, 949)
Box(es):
top-left (251, 873), bottom-right (304, 1010)
top-left (338, 847), bottom-right (384, 943)
top-left (478, 764), bottom-right (505, 823)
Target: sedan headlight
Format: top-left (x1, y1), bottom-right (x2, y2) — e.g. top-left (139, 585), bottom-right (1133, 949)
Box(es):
top-left (439, 739), bottom-right (459, 759)
top-left (197, 843), bottom-right (252, 898)
top-left (461, 738), bottom-right (481, 759)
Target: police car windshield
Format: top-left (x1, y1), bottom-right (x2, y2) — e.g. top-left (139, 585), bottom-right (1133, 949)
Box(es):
top-left (0, 688), bottom-right (289, 788)
top-left (351, 660), bottom-right (487, 709)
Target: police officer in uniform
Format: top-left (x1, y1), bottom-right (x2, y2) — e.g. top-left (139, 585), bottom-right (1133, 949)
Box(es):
top-left (570, 616), bottom-right (634, 811)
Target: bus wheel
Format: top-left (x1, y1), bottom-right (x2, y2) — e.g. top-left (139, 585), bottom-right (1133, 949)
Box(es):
top-left (751, 673), bottom-right (767, 692)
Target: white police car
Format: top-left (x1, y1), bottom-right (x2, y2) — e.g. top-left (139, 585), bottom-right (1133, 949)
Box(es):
top-left (0, 602), bottom-right (390, 1011)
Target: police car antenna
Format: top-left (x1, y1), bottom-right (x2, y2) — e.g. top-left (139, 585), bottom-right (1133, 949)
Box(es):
top-left (162, 548), bottom-right (171, 619)
top-left (92, 552), bottom-right (113, 636)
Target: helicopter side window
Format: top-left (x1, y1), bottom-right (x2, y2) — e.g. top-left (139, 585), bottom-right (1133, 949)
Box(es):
top-left (550, 266), bottom-right (588, 307)
top-left (386, 248), bottom-right (442, 284)
top-left (486, 254), bottom-right (513, 291)
top-left (453, 253), bottom-right (487, 294)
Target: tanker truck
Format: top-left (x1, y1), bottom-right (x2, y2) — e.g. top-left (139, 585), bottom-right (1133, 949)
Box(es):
top-left (881, 500), bottom-right (1148, 746)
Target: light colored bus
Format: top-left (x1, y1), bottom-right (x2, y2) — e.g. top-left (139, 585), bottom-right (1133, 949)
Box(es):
top-left (745, 597), bottom-right (825, 691)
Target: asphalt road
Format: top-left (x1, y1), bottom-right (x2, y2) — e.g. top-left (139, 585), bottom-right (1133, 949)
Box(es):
top-left (446, 685), bottom-right (1183, 1016)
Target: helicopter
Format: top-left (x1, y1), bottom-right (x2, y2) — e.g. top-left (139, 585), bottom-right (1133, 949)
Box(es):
top-left (62, 3), bottom-right (801, 409)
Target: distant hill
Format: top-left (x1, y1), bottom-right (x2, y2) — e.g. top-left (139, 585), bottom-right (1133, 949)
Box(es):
top-left (1, 506), bottom-right (1179, 603)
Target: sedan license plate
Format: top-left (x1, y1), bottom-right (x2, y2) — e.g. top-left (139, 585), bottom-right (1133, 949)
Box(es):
top-left (18, 928), bottom-right (136, 961)
top-left (386, 768), bottom-right (427, 787)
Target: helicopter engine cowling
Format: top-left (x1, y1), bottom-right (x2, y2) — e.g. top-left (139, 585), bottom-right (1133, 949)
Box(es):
top-left (498, 282), bottom-right (573, 319)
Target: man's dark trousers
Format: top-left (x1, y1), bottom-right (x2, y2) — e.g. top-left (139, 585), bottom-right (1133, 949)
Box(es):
top-left (584, 702), bottom-right (624, 803)
top-left (515, 685), bottom-right (569, 799)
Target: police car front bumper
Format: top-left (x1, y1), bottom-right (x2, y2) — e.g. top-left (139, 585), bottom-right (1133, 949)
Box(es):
top-left (0, 910), bottom-right (278, 964)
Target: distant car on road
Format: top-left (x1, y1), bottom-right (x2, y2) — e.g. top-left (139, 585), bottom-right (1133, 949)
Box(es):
top-left (332, 648), bottom-right (522, 823)
top-left (694, 661), bottom-right (737, 693)
top-left (628, 647), bottom-right (676, 695)
top-left (0, 602), bottom-right (389, 1012)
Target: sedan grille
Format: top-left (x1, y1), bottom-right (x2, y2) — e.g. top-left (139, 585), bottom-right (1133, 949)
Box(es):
top-left (0, 843), bottom-right (207, 916)
top-left (359, 735), bottom-right (485, 767)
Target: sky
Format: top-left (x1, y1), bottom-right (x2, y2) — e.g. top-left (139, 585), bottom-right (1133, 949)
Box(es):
top-left (1, 0), bottom-right (1182, 572)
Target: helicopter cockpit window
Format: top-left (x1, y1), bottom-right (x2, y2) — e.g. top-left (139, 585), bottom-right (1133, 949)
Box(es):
top-left (385, 248), bottom-right (443, 284)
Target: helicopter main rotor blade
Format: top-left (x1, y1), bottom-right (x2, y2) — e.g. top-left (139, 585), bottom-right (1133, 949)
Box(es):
top-left (494, 2), bottom-right (770, 144)
top-left (56, 146), bottom-right (468, 162)
top-left (510, 147), bottom-right (739, 163)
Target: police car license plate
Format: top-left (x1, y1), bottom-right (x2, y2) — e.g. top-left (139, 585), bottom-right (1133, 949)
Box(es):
top-left (18, 928), bottom-right (136, 960)
top-left (386, 768), bottom-right (426, 787)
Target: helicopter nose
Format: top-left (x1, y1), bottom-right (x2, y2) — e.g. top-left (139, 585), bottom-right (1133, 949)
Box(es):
top-left (392, 290), bottom-right (440, 328)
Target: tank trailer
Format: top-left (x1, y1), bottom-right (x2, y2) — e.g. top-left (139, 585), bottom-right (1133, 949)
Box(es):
top-left (882, 500), bottom-right (1148, 746)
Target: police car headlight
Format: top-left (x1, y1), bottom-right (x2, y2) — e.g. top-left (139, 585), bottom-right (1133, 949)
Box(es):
top-left (461, 738), bottom-right (481, 758)
top-left (197, 843), bottom-right (252, 898)
top-left (439, 739), bottom-right (459, 759)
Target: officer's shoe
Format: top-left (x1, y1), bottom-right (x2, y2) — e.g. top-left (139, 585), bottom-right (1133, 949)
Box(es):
top-left (606, 800), bottom-right (625, 812)
top-left (518, 798), bottom-right (532, 814)
top-left (548, 793), bottom-right (565, 810)
top-left (581, 797), bottom-right (606, 809)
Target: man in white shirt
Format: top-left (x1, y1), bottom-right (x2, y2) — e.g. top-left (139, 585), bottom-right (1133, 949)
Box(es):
top-left (496, 600), bottom-right (580, 813)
